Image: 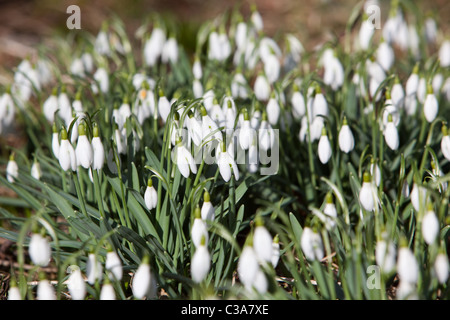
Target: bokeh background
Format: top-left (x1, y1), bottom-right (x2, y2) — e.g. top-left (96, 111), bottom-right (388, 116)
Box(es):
top-left (0, 0), bottom-right (449, 83)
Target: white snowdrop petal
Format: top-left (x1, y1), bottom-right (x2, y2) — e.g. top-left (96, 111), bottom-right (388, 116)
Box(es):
top-left (253, 226), bottom-right (273, 263)
top-left (29, 233), bottom-right (51, 267)
top-left (191, 245), bottom-right (211, 283)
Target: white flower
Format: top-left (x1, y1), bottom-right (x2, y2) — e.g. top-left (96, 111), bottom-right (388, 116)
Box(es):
top-left (105, 249), bottom-right (123, 282)
top-left (358, 18), bottom-right (375, 51)
top-left (186, 112), bottom-right (202, 146)
top-left (323, 53), bottom-right (344, 90)
top-left (100, 283), bottom-right (116, 300)
top-left (52, 125), bottom-right (60, 159)
top-left (312, 89), bottom-right (328, 118)
top-left (67, 266), bottom-right (86, 300)
top-left (252, 269), bottom-right (268, 294)
top-left (0, 90), bottom-right (15, 132)
top-left (375, 234), bottom-right (396, 274)
top-left (310, 116), bottom-right (324, 142)
top-left (29, 232), bottom-right (51, 267)
top-left (301, 227), bottom-right (324, 261)
top-left (396, 280), bottom-right (418, 300)
top-left (37, 278), bottom-right (56, 300)
top-left (405, 65), bottom-right (419, 96)
top-left (397, 245), bottom-right (419, 284)
top-left (70, 58), bottom-right (85, 77)
top-left (43, 89), bottom-right (59, 123)
top-left (423, 87), bottom-right (439, 123)
top-left (441, 125), bottom-right (450, 161)
top-left (259, 115), bottom-right (275, 151)
top-left (318, 128), bottom-right (332, 164)
top-left (434, 252), bottom-right (449, 284)
top-left (144, 178), bottom-right (158, 211)
top-left (216, 141), bottom-right (240, 182)
top-left (359, 172), bottom-right (376, 212)
top-left (411, 183), bottom-right (427, 212)
top-left (191, 237), bottom-right (211, 283)
top-left (95, 29), bottom-right (111, 56)
top-left (264, 54), bottom-right (280, 84)
top-left (421, 206), bottom-right (439, 245)
top-left (391, 80), bottom-right (405, 110)
top-left (266, 96), bottom-right (280, 125)
top-left (144, 27), bottom-right (166, 67)
top-left (251, 9), bottom-right (263, 31)
top-left (254, 74), bottom-right (271, 101)
top-left (8, 283), bottom-right (21, 300)
top-left (6, 154), bottom-right (19, 183)
top-left (174, 141), bottom-right (197, 178)
top-left (192, 57), bottom-right (202, 79)
top-left (231, 72), bottom-right (249, 99)
top-left (253, 217), bottom-right (273, 264)
top-left (370, 160), bottom-right (381, 187)
top-left (237, 245), bottom-right (259, 289)
top-left (322, 193), bottom-right (337, 230)
top-left (439, 40), bottom-right (450, 68)
top-left (58, 128), bottom-right (77, 171)
top-left (86, 252), bottom-right (103, 285)
top-left (193, 79), bottom-right (203, 99)
top-left (338, 117), bottom-right (354, 153)
top-left (376, 40), bottom-right (394, 72)
top-left (239, 111), bottom-right (254, 151)
top-left (201, 191), bottom-right (215, 222)
top-left (132, 256), bottom-right (156, 299)
top-left (291, 88), bottom-right (305, 119)
top-left (75, 123), bottom-right (93, 169)
top-left (92, 67), bottom-right (109, 94)
top-left (91, 129), bottom-right (105, 171)
top-left (31, 161), bottom-right (42, 180)
top-left (384, 115), bottom-right (399, 150)
top-left (191, 208), bottom-right (209, 248)
top-left (161, 37), bottom-right (178, 64)
top-left (271, 236), bottom-right (280, 268)
top-left (158, 91), bottom-right (171, 123)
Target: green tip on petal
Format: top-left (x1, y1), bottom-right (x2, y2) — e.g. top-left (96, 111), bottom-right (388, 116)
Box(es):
top-left (385, 89), bottom-right (391, 100)
top-left (325, 192), bottom-right (333, 204)
top-left (255, 215), bottom-right (263, 227)
top-left (363, 171), bottom-right (371, 183)
top-left (141, 254), bottom-right (150, 265)
top-left (243, 108), bottom-right (249, 121)
top-left (427, 82), bottom-right (434, 94)
top-left (273, 234), bottom-right (279, 244)
top-left (227, 99), bottom-right (232, 109)
top-left (262, 111), bottom-right (268, 121)
top-left (321, 127), bottom-right (327, 136)
top-left (203, 190), bottom-right (210, 202)
top-left (61, 126), bottom-right (68, 140)
top-left (200, 235), bottom-right (207, 246)
top-left (78, 122), bottom-right (86, 136)
top-left (387, 113), bottom-right (393, 122)
top-left (426, 201), bottom-right (434, 212)
top-left (342, 116), bottom-right (348, 126)
top-left (442, 123), bottom-right (448, 136)
top-left (159, 88), bottom-right (164, 97)
top-left (52, 122), bottom-right (58, 133)
top-left (194, 206), bottom-right (201, 219)
top-left (93, 123), bottom-right (99, 137)
top-left (200, 106), bottom-right (207, 117)
top-left (147, 178), bottom-right (153, 187)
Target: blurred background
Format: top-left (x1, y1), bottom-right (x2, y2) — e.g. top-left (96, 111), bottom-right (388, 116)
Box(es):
top-left (0, 0), bottom-right (449, 64)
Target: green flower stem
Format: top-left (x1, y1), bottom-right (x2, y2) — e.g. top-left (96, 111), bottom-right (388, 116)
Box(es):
top-left (92, 168), bottom-right (106, 219)
top-left (73, 171), bottom-right (89, 219)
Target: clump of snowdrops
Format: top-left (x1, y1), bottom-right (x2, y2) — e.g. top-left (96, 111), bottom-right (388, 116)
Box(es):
top-left (0, 0), bottom-right (449, 300)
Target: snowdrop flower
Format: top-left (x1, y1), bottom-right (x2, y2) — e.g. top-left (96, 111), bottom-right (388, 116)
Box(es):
top-left (434, 250), bottom-right (449, 284)
top-left (375, 233), bottom-right (396, 274)
top-left (310, 116), bottom-right (324, 142)
top-left (376, 39), bottom-right (394, 72)
top-left (231, 72), bottom-right (249, 99)
top-left (51, 123), bottom-right (60, 159)
top-left (58, 127), bottom-right (77, 171)
top-left (200, 105), bottom-right (222, 145)
top-left (338, 117), bottom-right (354, 153)
top-left (174, 138), bottom-right (197, 179)
top-left (391, 77), bottom-right (405, 109)
top-left (253, 216), bottom-right (273, 264)
top-left (192, 56), bottom-right (202, 80)
top-left (7, 279), bottom-right (21, 300)
top-left (370, 159), bottom-right (381, 187)
top-left (186, 111), bottom-right (202, 147)
top-left (252, 269), bottom-right (268, 294)
top-left (70, 58), bottom-right (85, 77)
top-left (6, 153), bottom-right (19, 183)
top-left (132, 255), bottom-right (156, 299)
top-left (92, 67), bottom-right (109, 94)
top-left (264, 54), bottom-right (280, 84)
top-left (37, 276), bottom-right (56, 300)
top-left (29, 231), bottom-right (51, 267)
top-left (359, 171), bottom-right (376, 212)
top-left (411, 182), bottom-right (427, 212)
top-left (417, 77), bottom-right (427, 104)
top-left (396, 280), bottom-right (418, 300)
top-left (266, 94), bottom-right (280, 125)
top-left (144, 27), bottom-right (166, 67)
top-left (191, 235), bottom-right (211, 283)
top-left (95, 25), bottom-right (111, 56)
top-left (91, 124), bottom-right (105, 171)
top-left (237, 240), bottom-right (260, 290)
top-left (105, 247), bottom-right (123, 282)
top-left (216, 141), bottom-right (240, 182)
top-left (284, 34), bottom-right (304, 70)
top-left (75, 122), bottom-right (93, 169)
top-left (318, 128), bottom-right (332, 164)
top-left (58, 86), bottom-right (73, 128)
top-left (271, 235), bottom-right (280, 268)
top-left (224, 99), bottom-right (237, 130)
top-left (439, 39), bottom-right (450, 68)
top-left (322, 193), bottom-right (337, 230)
top-left (239, 109), bottom-right (254, 150)
top-left (191, 207), bottom-right (209, 248)
top-left (100, 280), bottom-right (116, 300)
top-left (358, 14), bottom-right (375, 51)
top-left (86, 252), bottom-right (103, 285)
top-left (291, 85), bottom-right (305, 119)
top-left (144, 178), bottom-right (158, 211)
top-left (259, 112), bottom-right (275, 151)
top-left (250, 7), bottom-right (263, 32)
top-left (423, 84), bottom-right (439, 123)
top-left (384, 114), bottom-right (399, 150)
top-left (161, 36), bottom-right (178, 64)
top-left (43, 88), bottom-right (58, 123)
top-left (67, 265), bottom-right (86, 300)
top-left (0, 87), bottom-right (15, 133)
top-left (421, 203), bottom-right (439, 245)
top-left (301, 227), bottom-right (324, 261)
top-left (397, 242), bottom-right (419, 284)
top-left (312, 86), bottom-right (328, 118)
top-left (31, 159), bottom-right (42, 180)
top-left (81, 52), bottom-right (94, 74)
top-left (405, 64), bottom-right (420, 97)
top-left (441, 124), bottom-right (450, 161)
top-left (193, 79), bottom-right (203, 99)
top-left (322, 51), bottom-right (344, 90)
top-left (201, 190), bottom-right (215, 222)
top-left (424, 17), bottom-right (437, 43)
top-left (254, 73), bottom-right (271, 101)
top-left (158, 89), bottom-right (171, 123)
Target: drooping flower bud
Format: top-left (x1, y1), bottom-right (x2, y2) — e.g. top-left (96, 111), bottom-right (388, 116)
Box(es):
top-left (191, 207), bottom-right (208, 248)
top-left (301, 227), bottom-right (324, 261)
top-left (253, 216), bottom-right (273, 264)
top-left (105, 246), bottom-right (123, 282)
top-left (201, 190), bottom-right (215, 222)
top-left (67, 265), bottom-right (86, 300)
top-left (86, 251), bottom-right (103, 285)
top-left (132, 255), bottom-right (157, 299)
top-left (29, 230), bottom-right (51, 267)
top-left (338, 117), bottom-right (354, 153)
top-left (191, 235), bottom-right (211, 283)
top-left (37, 274), bottom-right (56, 300)
top-left (318, 127), bottom-right (332, 164)
top-left (91, 123), bottom-right (105, 170)
top-left (59, 126), bottom-right (77, 171)
top-left (75, 122), bottom-right (93, 169)
top-left (359, 171), bottom-right (375, 212)
top-left (144, 178), bottom-right (158, 211)
top-left (6, 153), bottom-right (19, 183)
top-left (421, 203), bottom-right (439, 245)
